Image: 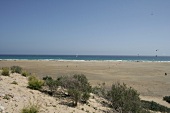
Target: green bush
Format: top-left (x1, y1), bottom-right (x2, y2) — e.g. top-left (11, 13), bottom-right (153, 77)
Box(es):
top-left (57, 74), bottom-right (92, 106)
top-left (44, 77), bottom-right (59, 95)
top-left (163, 96), bottom-right (170, 103)
top-left (1, 67), bottom-right (10, 76)
top-left (73, 74), bottom-right (92, 93)
top-left (141, 100), bottom-right (170, 112)
top-left (22, 71), bottom-right (30, 77)
top-left (28, 75), bottom-right (44, 90)
top-left (11, 66), bottom-right (22, 74)
top-left (107, 83), bottom-right (142, 113)
top-left (68, 89), bottom-right (81, 106)
top-left (43, 76), bottom-right (53, 81)
top-left (21, 102), bottom-right (40, 113)
top-left (81, 92), bottom-right (90, 103)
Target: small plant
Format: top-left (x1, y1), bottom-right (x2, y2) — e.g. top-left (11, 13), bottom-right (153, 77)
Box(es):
top-left (21, 101), bottom-right (40, 113)
top-left (22, 71), bottom-right (30, 77)
top-left (86, 110), bottom-right (90, 113)
top-left (1, 67), bottom-right (9, 76)
top-left (28, 75), bottom-right (44, 90)
top-left (3, 94), bottom-right (10, 100)
top-left (11, 81), bottom-right (18, 85)
top-left (163, 96), bottom-right (170, 103)
top-left (11, 66), bottom-right (22, 74)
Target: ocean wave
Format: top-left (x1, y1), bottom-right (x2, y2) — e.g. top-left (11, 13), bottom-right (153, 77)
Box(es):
top-left (0, 55), bottom-right (170, 62)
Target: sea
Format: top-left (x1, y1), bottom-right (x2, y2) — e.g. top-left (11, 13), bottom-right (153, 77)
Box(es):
top-left (0, 55), bottom-right (170, 62)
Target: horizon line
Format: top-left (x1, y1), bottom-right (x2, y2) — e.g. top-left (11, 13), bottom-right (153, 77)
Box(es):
top-left (0, 54), bottom-right (169, 57)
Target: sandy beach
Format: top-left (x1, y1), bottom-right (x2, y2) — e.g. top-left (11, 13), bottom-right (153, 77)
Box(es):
top-left (1, 60), bottom-right (170, 108)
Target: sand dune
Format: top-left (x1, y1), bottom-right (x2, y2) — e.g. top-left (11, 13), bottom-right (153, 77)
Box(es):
top-left (0, 60), bottom-right (170, 110)
top-left (0, 73), bottom-right (112, 113)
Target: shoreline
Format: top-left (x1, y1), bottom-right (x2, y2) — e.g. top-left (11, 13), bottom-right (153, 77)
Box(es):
top-left (1, 55), bottom-right (170, 62)
top-left (1, 59), bottom-right (170, 63)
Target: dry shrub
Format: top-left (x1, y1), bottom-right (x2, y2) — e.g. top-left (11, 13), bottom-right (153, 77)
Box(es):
top-left (11, 66), bottom-right (22, 74)
top-left (28, 75), bottom-right (44, 90)
top-left (21, 101), bottom-right (41, 113)
top-left (107, 83), bottom-right (142, 113)
top-left (1, 67), bottom-right (9, 76)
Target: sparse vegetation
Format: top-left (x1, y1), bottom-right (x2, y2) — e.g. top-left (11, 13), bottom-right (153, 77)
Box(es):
top-left (11, 66), bottom-right (22, 74)
top-left (68, 89), bottom-right (81, 106)
top-left (92, 82), bottom-right (107, 98)
top-left (1, 66), bottom-right (169, 112)
top-left (28, 75), bottom-right (44, 90)
top-left (141, 100), bottom-right (170, 112)
top-left (3, 94), bottom-right (10, 100)
top-left (21, 101), bottom-right (40, 113)
top-left (42, 76), bottom-right (53, 81)
top-left (42, 74), bottom-right (92, 106)
top-left (11, 81), bottom-right (18, 85)
top-left (41, 74), bottom-right (170, 112)
top-left (107, 83), bottom-right (142, 113)
top-left (43, 76), bottom-right (59, 95)
top-left (22, 71), bottom-right (30, 77)
top-left (1, 67), bottom-right (10, 76)
top-left (81, 92), bottom-right (90, 103)
top-left (57, 74), bottom-right (92, 106)
top-left (73, 74), bottom-right (92, 93)
top-left (163, 96), bottom-right (170, 103)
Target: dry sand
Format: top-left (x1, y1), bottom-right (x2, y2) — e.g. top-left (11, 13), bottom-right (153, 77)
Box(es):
top-left (0, 60), bottom-right (170, 108)
top-left (0, 73), bottom-right (111, 113)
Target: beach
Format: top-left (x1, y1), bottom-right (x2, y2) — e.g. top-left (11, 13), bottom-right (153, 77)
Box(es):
top-left (1, 60), bottom-right (170, 107)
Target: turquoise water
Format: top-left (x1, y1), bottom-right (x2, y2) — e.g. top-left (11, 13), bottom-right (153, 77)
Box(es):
top-left (0, 55), bottom-right (170, 62)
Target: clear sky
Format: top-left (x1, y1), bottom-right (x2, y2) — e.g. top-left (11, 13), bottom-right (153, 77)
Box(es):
top-left (0, 0), bottom-right (170, 56)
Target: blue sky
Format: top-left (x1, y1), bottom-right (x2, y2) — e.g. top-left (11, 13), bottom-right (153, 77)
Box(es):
top-left (0, 0), bottom-right (170, 55)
